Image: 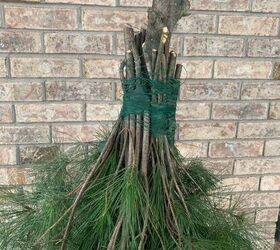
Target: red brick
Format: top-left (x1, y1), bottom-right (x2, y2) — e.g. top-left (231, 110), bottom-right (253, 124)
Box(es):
top-left (252, 0), bottom-right (280, 13)
top-left (5, 7), bottom-right (77, 30)
top-left (0, 168), bottom-right (9, 185)
top-left (269, 102), bottom-right (280, 119)
top-left (0, 81), bottom-right (43, 101)
top-left (261, 175), bottom-right (280, 191)
top-left (176, 102), bottom-right (210, 120)
top-left (179, 60), bottom-right (213, 79)
top-left (219, 16), bottom-right (279, 36)
top-left (46, 80), bottom-right (113, 101)
top-left (119, 0), bottom-right (151, 6)
top-left (175, 142), bottom-right (208, 158)
top-left (116, 33), bottom-right (182, 56)
top-left (248, 38), bottom-right (280, 57)
top-left (10, 57), bottom-right (80, 78)
top-left (214, 60), bottom-right (272, 79)
top-left (52, 124), bottom-right (111, 143)
top-left (20, 145), bottom-right (59, 164)
top-left (255, 209), bottom-right (279, 223)
top-left (83, 59), bottom-right (120, 78)
top-left (82, 9), bottom-right (147, 31)
top-left (0, 31), bottom-right (41, 53)
top-left (273, 63), bottom-right (280, 80)
top-left (45, 33), bottom-right (112, 54)
top-left (87, 102), bottom-right (121, 121)
top-left (265, 140), bottom-right (280, 156)
top-left (0, 104), bottom-right (13, 123)
top-left (46, 0), bottom-right (114, 5)
top-left (212, 102), bottom-right (268, 120)
top-left (16, 103), bottom-right (84, 122)
top-left (241, 82), bottom-right (280, 100)
top-left (0, 126), bottom-right (49, 144)
top-left (234, 158), bottom-right (280, 175)
top-left (180, 81), bottom-right (240, 101)
top-left (209, 141), bottom-right (263, 158)
top-left (0, 57), bottom-right (7, 77)
top-left (179, 122), bottom-right (236, 140)
top-left (232, 192), bottom-right (280, 208)
top-left (176, 14), bottom-right (216, 34)
top-left (203, 159), bottom-right (234, 175)
top-left (190, 0), bottom-right (249, 11)
top-left (115, 81), bottom-right (123, 101)
top-left (222, 176), bottom-right (259, 192)
top-left (183, 36), bottom-right (244, 57)
top-left (7, 167), bottom-right (30, 185)
top-left (12, 0), bottom-right (40, 2)
top-left (238, 121), bottom-right (280, 138)
top-left (0, 146), bottom-right (16, 165)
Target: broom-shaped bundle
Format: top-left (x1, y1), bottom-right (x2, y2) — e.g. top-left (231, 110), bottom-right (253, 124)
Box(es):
top-left (58, 26), bottom-right (186, 249)
top-left (0, 27), bottom-right (270, 250)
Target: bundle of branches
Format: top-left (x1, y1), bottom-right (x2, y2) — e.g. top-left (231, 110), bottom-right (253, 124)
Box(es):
top-left (0, 1), bottom-right (270, 249)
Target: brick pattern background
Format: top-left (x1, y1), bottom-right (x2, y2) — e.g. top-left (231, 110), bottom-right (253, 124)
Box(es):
top-left (0, 0), bottom-right (280, 244)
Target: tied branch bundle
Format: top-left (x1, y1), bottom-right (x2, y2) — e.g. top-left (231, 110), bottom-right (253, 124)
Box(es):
top-left (58, 26), bottom-right (187, 249)
top-left (0, 26), bottom-right (269, 250)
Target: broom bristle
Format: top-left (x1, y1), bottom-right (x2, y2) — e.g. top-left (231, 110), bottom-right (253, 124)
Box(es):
top-left (0, 145), bottom-right (270, 249)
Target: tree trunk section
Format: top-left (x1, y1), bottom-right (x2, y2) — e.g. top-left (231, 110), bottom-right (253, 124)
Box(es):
top-left (145, 0), bottom-right (191, 56)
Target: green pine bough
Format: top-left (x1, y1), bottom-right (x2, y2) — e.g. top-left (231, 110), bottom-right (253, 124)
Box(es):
top-left (0, 27), bottom-right (270, 250)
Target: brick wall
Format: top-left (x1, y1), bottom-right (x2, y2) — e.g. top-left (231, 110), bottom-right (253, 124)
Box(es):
top-left (0, 0), bottom-right (280, 243)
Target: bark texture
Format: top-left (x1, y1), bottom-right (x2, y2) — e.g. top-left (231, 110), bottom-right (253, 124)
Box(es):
top-left (146, 0), bottom-right (191, 56)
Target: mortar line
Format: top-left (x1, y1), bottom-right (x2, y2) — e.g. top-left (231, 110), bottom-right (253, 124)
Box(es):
top-left (5, 55), bottom-right (11, 78)
top-left (0, 99), bottom-right (279, 106)
top-left (267, 101), bottom-right (271, 120)
top-left (209, 102), bottom-right (213, 120)
top-left (262, 140), bottom-right (267, 157)
top-left (41, 31), bottom-right (46, 53)
top-left (206, 141), bottom-right (211, 158)
top-left (215, 15), bottom-right (219, 34)
top-left (2, 2), bottom-right (280, 16)
top-left (211, 60), bottom-right (216, 79)
top-left (16, 145), bottom-right (21, 165)
top-left (11, 103), bottom-right (16, 123)
top-left (49, 125), bottom-right (53, 144)
top-left (248, 0), bottom-right (254, 12)
top-left (2, 27), bottom-right (280, 39)
top-left (42, 80), bottom-right (47, 101)
top-left (270, 61), bottom-right (276, 80)
top-left (6, 52), bottom-right (280, 61)
top-left (1, 77), bottom-right (280, 82)
top-left (79, 56), bottom-right (84, 78)
top-left (83, 102), bottom-right (87, 121)
top-left (0, 4), bottom-right (5, 28)
top-left (238, 81), bottom-right (243, 100)
top-left (77, 5), bottom-right (82, 30)
top-left (258, 176), bottom-right (262, 191)
top-left (243, 37), bottom-right (249, 57)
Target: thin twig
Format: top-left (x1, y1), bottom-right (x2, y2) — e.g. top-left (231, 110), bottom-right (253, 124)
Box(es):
top-left (107, 217), bottom-right (123, 250)
top-left (59, 119), bottom-right (121, 250)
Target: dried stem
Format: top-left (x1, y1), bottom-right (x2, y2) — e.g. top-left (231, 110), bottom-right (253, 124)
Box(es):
top-left (175, 64), bottom-right (183, 79)
top-left (154, 27), bottom-right (169, 80)
top-left (59, 120), bottom-right (122, 250)
top-left (167, 51), bottom-right (177, 78)
top-left (107, 218), bottom-right (123, 250)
